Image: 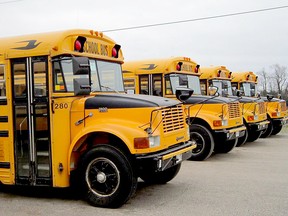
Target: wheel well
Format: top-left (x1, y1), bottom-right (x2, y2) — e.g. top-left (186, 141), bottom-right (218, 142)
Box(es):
top-left (189, 117), bottom-right (212, 132)
top-left (71, 132), bottom-right (132, 171)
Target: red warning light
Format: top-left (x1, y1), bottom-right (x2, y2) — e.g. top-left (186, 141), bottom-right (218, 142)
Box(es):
top-left (74, 40), bottom-right (82, 51)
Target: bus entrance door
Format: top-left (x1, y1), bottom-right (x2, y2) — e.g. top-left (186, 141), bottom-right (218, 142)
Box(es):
top-left (11, 56), bottom-right (51, 186)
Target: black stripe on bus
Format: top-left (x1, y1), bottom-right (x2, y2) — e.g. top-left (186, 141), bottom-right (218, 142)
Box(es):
top-left (0, 116), bottom-right (8, 122)
top-left (0, 162), bottom-right (10, 169)
top-left (0, 131), bottom-right (8, 137)
top-left (0, 98), bottom-right (7, 105)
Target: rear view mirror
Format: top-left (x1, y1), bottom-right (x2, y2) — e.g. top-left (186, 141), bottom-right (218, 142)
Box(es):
top-left (236, 90), bottom-right (243, 97)
top-left (72, 57), bottom-right (90, 75)
top-left (175, 87), bottom-right (194, 102)
top-left (208, 86), bottom-right (218, 96)
top-left (74, 78), bottom-right (91, 95)
top-left (267, 94), bottom-right (274, 101)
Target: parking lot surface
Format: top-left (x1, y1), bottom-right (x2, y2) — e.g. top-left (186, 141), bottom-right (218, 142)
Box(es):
top-left (1, 128), bottom-right (288, 216)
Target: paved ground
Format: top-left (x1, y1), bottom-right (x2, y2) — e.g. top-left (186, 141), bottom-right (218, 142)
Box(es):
top-left (1, 127), bottom-right (288, 216)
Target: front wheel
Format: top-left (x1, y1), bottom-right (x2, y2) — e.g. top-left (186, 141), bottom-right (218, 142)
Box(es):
top-left (139, 164), bottom-right (181, 184)
top-left (236, 129), bottom-right (248, 147)
top-left (214, 138), bottom-right (237, 153)
top-left (79, 145), bottom-right (137, 208)
top-left (188, 124), bottom-right (214, 161)
top-left (247, 130), bottom-right (262, 142)
top-left (271, 124), bottom-right (282, 135)
top-left (260, 120), bottom-right (273, 138)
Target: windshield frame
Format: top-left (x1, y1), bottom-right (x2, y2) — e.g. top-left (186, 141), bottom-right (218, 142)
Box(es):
top-left (52, 56), bottom-right (125, 93)
top-left (166, 73), bottom-right (201, 95)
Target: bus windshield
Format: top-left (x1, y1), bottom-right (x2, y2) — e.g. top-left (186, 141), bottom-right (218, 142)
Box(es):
top-left (168, 74), bottom-right (201, 95)
top-left (212, 80), bottom-right (233, 96)
top-left (53, 57), bottom-right (124, 92)
top-left (240, 82), bottom-right (257, 97)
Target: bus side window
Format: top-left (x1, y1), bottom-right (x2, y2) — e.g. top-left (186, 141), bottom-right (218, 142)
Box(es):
top-left (0, 65), bottom-right (6, 97)
top-left (152, 74), bottom-right (162, 96)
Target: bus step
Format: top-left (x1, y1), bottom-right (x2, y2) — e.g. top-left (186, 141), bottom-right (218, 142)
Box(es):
top-left (22, 164), bottom-right (50, 171)
top-left (37, 151), bottom-right (49, 157)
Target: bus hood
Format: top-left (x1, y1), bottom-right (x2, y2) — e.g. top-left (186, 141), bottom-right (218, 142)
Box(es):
top-left (85, 93), bottom-right (180, 109)
top-left (183, 95), bottom-right (235, 105)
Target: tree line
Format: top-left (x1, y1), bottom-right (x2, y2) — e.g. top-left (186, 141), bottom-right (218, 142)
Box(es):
top-left (256, 64), bottom-right (288, 102)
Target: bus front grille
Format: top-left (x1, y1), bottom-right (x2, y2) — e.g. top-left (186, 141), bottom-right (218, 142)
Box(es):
top-left (228, 102), bottom-right (241, 119)
top-left (280, 101), bottom-right (287, 111)
top-left (162, 105), bottom-right (185, 133)
top-left (258, 102), bottom-right (266, 114)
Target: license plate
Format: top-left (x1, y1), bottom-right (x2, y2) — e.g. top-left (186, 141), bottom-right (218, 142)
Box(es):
top-left (236, 131), bottom-right (240, 137)
top-left (176, 154), bottom-right (182, 163)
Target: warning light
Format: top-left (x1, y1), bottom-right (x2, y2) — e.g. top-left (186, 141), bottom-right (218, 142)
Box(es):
top-left (176, 62), bottom-right (183, 71)
top-left (112, 47), bottom-right (117, 57)
top-left (74, 40), bottom-right (81, 51)
top-left (195, 65), bottom-right (200, 73)
top-left (217, 70), bottom-right (221, 77)
top-left (228, 71), bottom-right (232, 78)
top-left (112, 44), bottom-right (121, 58)
top-left (74, 36), bottom-right (86, 52)
top-left (246, 74), bottom-right (250, 81)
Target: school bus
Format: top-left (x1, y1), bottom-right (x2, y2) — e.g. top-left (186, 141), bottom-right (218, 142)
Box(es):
top-left (123, 57), bottom-right (246, 161)
top-left (200, 66), bottom-right (269, 146)
top-left (0, 30), bottom-right (195, 208)
top-left (231, 71), bottom-right (288, 137)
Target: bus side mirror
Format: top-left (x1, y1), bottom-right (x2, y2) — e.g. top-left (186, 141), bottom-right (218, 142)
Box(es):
top-left (74, 78), bottom-right (91, 95)
top-left (256, 92), bottom-right (261, 98)
top-left (236, 90), bottom-right (243, 97)
top-left (267, 94), bottom-right (274, 101)
top-left (175, 87), bottom-right (193, 102)
top-left (277, 94), bottom-right (282, 99)
top-left (72, 57), bottom-right (90, 75)
top-left (208, 86), bottom-right (219, 96)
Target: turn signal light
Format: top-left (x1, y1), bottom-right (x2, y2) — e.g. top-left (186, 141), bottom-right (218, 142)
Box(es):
top-left (134, 137), bottom-right (149, 149)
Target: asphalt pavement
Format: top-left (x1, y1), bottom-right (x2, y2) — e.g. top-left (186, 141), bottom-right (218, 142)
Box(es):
top-left (1, 127), bottom-right (288, 216)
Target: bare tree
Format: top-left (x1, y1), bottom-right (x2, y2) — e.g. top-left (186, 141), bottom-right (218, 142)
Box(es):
top-left (257, 68), bottom-right (269, 95)
top-left (270, 64), bottom-right (288, 95)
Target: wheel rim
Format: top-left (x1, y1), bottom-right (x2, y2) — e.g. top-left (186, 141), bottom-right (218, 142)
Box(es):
top-left (85, 157), bottom-right (120, 197)
top-left (190, 132), bottom-right (205, 154)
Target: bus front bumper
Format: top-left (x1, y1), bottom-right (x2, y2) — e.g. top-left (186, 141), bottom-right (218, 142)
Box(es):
top-left (214, 125), bottom-right (246, 141)
top-left (135, 141), bottom-right (195, 172)
top-left (249, 120), bottom-right (270, 132)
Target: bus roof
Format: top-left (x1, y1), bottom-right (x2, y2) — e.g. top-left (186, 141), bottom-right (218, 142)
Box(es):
top-left (200, 65), bottom-right (231, 80)
top-left (0, 29), bottom-right (124, 62)
top-left (123, 56), bottom-right (200, 76)
top-left (231, 71), bottom-right (258, 83)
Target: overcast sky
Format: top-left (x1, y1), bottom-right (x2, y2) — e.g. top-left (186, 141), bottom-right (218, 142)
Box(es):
top-left (1, 0), bottom-right (287, 73)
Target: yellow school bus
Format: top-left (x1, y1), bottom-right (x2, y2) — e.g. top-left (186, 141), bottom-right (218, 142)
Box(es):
top-left (123, 57), bottom-right (246, 161)
top-left (0, 30), bottom-right (195, 208)
top-left (200, 66), bottom-right (269, 146)
top-left (231, 71), bottom-right (288, 137)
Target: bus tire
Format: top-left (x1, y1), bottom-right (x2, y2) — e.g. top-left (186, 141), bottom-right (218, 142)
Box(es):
top-left (236, 129), bottom-right (248, 147)
top-left (246, 130), bottom-right (262, 142)
top-left (271, 125), bottom-right (282, 135)
top-left (79, 145), bottom-right (137, 208)
top-left (140, 164), bottom-right (181, 184)
top-left (260, 120), bottom-right (273, 138)
top-left (188, 124), bottom-right (214, 161)
top-left (214, 138), bottom-right (237, 153)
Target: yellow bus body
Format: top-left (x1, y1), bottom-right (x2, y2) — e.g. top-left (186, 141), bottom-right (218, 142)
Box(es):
top-left (123, 57), bottom-right (246, 160)
top-left (231, 71), bottom-right (288, 136)
top-left (0, 30), bottom-right (194, 207)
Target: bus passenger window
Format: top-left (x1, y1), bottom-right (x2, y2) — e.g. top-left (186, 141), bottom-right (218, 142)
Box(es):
top-left (0, 65), bottom-right (6, 97)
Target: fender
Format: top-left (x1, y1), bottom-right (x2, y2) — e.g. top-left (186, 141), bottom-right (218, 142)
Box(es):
top-left (67, 119), bottom-right (151, 174)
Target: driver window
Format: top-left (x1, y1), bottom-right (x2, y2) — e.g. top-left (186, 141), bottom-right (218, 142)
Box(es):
top-left (0, 65), bottom-right (6, 97)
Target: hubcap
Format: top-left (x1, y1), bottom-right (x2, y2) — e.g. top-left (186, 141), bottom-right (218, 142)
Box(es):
top-left (86, 157), bottom-right (120, 197)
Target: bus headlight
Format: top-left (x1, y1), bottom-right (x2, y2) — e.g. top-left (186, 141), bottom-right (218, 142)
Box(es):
top-left (134, 136), bottom-right (160, 149)
top-left (149, 135), bottom-right (160, 147)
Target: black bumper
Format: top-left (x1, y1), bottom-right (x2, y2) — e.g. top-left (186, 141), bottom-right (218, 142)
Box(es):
top-left (213, 125), bottom-right (246, 141)
top-left (135, 141), bottom-right (194, 172)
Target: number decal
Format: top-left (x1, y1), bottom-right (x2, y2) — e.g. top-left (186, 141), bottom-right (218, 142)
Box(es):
top-left (54, 103), bottom-right (68, 109)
